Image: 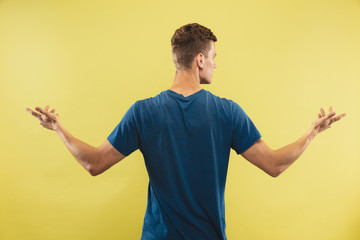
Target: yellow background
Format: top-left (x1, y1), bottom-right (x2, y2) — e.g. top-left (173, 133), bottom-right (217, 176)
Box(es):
top-left (1, 0), bottom-right (359, 239)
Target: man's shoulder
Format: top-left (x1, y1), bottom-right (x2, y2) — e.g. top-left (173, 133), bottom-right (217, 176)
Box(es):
top-left (132, 90), bottom-right (168, 110)
top-left (135, 90), bottom-right (165, 103)
top-left (205, 90), bottom-right (238, 106)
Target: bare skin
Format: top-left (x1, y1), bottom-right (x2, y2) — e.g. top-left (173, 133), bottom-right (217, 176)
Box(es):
top-left (26, 105), bottom-right (126, 176)
top-left (25, 40), bottom-right (346, 177)
top-left (240, 106), bottom-right (346, 177)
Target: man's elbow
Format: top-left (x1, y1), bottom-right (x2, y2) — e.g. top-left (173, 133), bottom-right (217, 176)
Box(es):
top-left (268, 151), bottom-right (284, 178)
top-left (87, 163), bottom-right (102, 176)
top-left (270, 168), bottom-right (282, 178)
top-left (88, 168), bottom-right (100, 176)
top-left (270, 161), bottom-right (283, 178)
top-left (87, 153), bottom-right (104, 176)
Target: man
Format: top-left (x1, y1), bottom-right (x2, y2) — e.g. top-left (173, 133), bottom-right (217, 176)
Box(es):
top-left (26, 23), bottom-right (346, 239)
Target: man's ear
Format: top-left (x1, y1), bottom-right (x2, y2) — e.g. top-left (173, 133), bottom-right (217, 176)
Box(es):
top-left (195, 53), bottom-right (205, 69)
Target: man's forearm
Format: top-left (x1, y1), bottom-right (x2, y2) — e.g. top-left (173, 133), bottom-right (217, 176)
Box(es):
top-left (272, 127), bottom-right (317, 176)
top-left (55, 122), bottom-right (98, 175)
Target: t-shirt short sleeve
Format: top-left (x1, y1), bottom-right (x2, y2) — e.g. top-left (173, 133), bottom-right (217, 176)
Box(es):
top-left (107, 102), bottom-right (140, 156)
top-left (230, 100), bottom-right (262, 154)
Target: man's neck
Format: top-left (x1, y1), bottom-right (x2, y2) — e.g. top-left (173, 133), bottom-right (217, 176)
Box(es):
top-left (169, 69), bottom-right (202, 96)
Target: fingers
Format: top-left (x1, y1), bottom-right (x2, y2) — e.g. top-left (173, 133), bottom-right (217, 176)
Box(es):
top-left (25, 107), bottom-right (42, 120)
top-left (318, 106), bottom-right (345, 121)
top-left (319, 106), bottom-right (335, 118)
top-left (320, 107), bottom-right (326, 117)
top-left (42, 105), bottom-right (56, 114)
top-left (35, 106), bottom-right (53, 119)
top-left (318, 110), bottom-right (335, 125)
top-left (26, 105), bottom-right (58, 117)
top-left (318, 107), bottom-right (333, 121)
top-left (34, 105), bottom-right (58, 121)
top-left (330, 113), bottom-right (347, 123)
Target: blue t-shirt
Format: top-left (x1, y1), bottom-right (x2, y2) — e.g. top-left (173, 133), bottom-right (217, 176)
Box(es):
top-left (107, 89), bottom-right (262, 240)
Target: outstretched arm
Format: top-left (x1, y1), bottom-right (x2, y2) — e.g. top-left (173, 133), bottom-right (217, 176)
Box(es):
top-left (26, 105), bottom-right (126, 176)
top-left (240, 106), bottom-right (346, 177)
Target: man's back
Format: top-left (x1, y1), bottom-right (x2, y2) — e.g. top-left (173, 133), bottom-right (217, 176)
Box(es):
top-left (107, 89), bottom-right (261, 239)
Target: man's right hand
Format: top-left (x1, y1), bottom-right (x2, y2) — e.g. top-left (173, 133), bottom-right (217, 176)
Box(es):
top-left (311, 106), bottom-right (346, 136)
top-left (26, 105), bottom-right (61, 131)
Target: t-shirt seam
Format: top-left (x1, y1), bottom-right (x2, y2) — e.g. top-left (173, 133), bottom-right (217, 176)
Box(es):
top-left (238, 133), bottom-right (262, 155)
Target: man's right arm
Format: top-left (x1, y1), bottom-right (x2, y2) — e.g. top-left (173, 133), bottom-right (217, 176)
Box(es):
top-left (240, 107), bottom-right (346, 177)
top-left (55, 122), bottom-right (126, 176)
top-left (26, 105), bottom-right (126, 176)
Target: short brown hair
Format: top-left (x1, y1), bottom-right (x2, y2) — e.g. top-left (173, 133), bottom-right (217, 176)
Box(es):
top-left (171, 23), bottom-right (217, 70)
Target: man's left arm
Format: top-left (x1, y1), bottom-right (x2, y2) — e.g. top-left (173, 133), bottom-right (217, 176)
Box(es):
top-left (241, 107), bottom-right (346, 177)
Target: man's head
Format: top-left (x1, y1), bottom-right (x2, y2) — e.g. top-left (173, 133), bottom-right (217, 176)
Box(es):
top-left (171, 23), bottom-right (217, 84)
